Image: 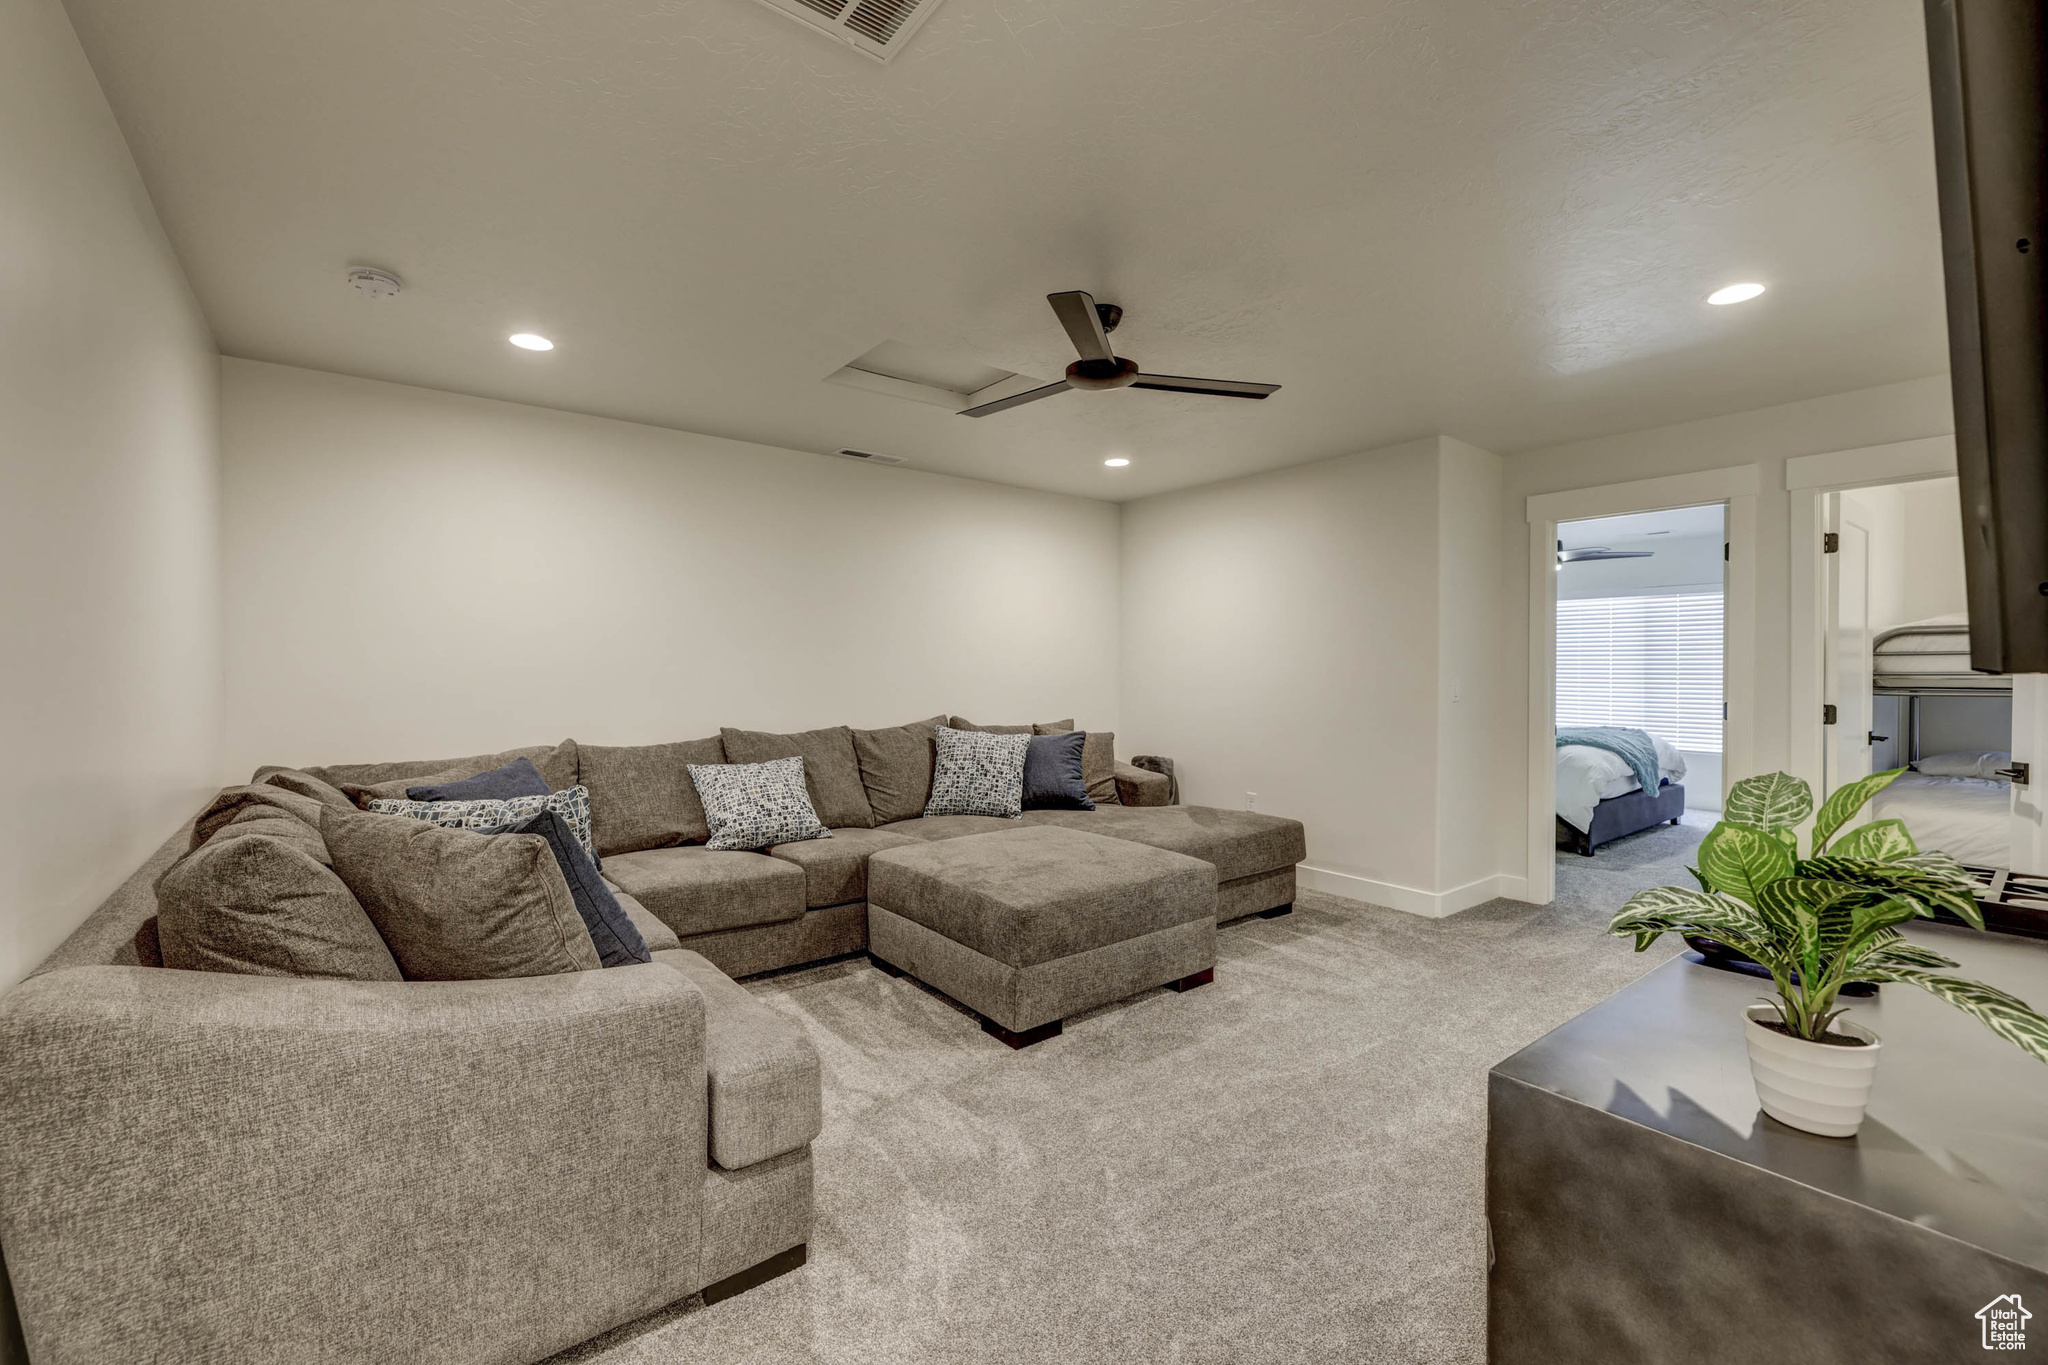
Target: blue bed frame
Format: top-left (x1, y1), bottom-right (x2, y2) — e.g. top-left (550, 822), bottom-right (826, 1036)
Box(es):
top-left (1555, 781), bottom-right (1686, 857)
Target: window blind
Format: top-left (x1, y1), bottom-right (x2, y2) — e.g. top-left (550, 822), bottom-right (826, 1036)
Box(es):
top-left (1556, 592), bottom-right (1724, 751)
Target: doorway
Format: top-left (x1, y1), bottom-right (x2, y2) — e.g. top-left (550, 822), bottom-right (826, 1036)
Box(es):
top-left (1552, 504), bottom-right (1727, 858)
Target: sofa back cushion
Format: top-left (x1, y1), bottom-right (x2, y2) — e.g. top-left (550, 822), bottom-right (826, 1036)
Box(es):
top-left (720, 726), bottom-right (874, 829)
top-left (948, 717), bottom-right (1075, 736)
top-left (852, 715), bottom-right (948, 825)
top-left (251, 767), bottom-right (359, 812)
top-left (406, 756), bottom-right (553, 802)
top-left (157, 809), bottom-right (403, 981)
top-left (314, 740), bottom-right (581, 806)
top-left (578, 736), bottom-right (725, 855)
top-left (323, 809), bottom-right (603, 980)
top-left (482, 810), bottom-right (649, 968)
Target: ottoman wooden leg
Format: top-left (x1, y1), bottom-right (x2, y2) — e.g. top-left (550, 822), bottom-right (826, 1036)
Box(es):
top-left (981, 1017), bottom-right (1062, 1049)
top-left (1256, 903), bottom-right (1293, 919)
top-left (1167, 968), bottom-right (1214, 992)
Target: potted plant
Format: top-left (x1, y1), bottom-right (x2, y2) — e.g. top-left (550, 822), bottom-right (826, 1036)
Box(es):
top-left (1608, 769), bottom-right (2048, 1137)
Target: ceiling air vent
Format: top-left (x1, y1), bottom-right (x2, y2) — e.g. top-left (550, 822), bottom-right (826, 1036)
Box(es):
top-left (744, 0), bottom-right (945, 61)
top-left (833, 448), bottom-right (907, 465)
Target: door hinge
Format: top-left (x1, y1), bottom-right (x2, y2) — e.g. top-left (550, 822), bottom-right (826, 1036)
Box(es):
top-left (1823, 704), bottom-right (1838, 725)
top-left (1823, 532), bottom-right (1840, 553)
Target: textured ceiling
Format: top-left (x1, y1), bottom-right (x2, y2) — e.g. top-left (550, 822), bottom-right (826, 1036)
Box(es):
top-left (63, 0), bottom-right (1950, 500)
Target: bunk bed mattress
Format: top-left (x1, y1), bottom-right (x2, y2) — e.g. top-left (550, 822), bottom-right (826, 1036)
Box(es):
top-left (1870, 774), bottom-right (2011, 868)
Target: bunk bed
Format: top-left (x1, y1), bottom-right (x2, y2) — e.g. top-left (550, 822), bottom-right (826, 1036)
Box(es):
top-left (1868, 614), bottom-right (2014, 868)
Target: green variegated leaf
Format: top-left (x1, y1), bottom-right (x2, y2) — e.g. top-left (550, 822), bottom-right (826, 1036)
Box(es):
top-left (1696, 823), bottom-right (1795, 904)
top-left (1799, 855), bottom-right (1984, 929)
top-left (1813, 768), bottom-right (1908, 851)
top-left (1856, 969), bottom-right (2048, 1064)
top-left (1857, 938), bottom-right (1960, 971)
top-left (1825, 818), bottom-right (1917, 861)
top-left (1608, 886), bottom-right (1771, 950)
top-left (1724, 772), bottom-right (1813, 834)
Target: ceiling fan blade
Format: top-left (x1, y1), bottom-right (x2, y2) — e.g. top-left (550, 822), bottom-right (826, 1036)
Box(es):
top-left (1047, 291), bottom-right (1115, 363)
top-left (1129, 374), bottom-right (1280, 399)
top-left (957, 380), bottom-right (1074, 418)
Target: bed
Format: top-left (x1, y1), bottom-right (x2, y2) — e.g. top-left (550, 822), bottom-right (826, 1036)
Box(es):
top-left (1555, 732), bottom-right (1687, 856)
top-left (1868, 614), bottom-right (2015, 868)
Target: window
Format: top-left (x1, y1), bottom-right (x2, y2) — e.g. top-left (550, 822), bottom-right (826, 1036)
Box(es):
top-left (1557, 592), bottom-right (1724, 750)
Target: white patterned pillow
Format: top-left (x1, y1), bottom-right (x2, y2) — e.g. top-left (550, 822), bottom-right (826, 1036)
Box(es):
top-left (365, 785), bottom-right (599, 863)
top-left (689, 758), bottom-right (831, 851)
top-left (924, 726), bottom-right (1029, 818)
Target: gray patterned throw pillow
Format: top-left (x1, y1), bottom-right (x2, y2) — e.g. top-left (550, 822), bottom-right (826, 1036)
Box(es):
top-left (366, 785), bottom-right (599, 863)
top-left (689, 757), bottom-right (831, 851)
top-left (924, 726), bottom-right (1029, 818)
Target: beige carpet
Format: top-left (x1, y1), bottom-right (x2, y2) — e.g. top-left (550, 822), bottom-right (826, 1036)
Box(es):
top-left (559, 817), bottom-right (1709, 1365)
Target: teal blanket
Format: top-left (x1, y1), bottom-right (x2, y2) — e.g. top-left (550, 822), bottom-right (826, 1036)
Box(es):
top-left (1556, 726), bottom-right (1662, 800)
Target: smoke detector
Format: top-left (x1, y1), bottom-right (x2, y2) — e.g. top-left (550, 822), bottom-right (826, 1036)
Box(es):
top-left (347, 267), bottom-right (404, 301)
top-left (832, 448), bottom-right (906, 465)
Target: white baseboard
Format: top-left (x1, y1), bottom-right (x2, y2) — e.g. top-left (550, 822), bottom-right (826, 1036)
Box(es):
top-left (1298, 866), bottom-right (1538, 919)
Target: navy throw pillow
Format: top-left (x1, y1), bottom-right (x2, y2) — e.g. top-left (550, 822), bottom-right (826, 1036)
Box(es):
top-left (408, 757), bottom-right (553, 803)
top-left (494, 810), bottom-right (650, 967)
top-left (1022, 731), bottom-right (1094, 811)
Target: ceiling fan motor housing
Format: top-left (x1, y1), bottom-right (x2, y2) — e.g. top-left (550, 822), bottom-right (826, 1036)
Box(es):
top-left (1066, 356), bottom-right (1141, 390)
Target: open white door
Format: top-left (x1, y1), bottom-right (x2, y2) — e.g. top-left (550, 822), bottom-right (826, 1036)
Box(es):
top-left (1823, 495), bottom-right (1875, 792)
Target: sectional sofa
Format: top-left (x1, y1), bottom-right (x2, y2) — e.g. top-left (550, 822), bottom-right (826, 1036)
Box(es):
top-left (0, 716), bottom-right (1305, 1365)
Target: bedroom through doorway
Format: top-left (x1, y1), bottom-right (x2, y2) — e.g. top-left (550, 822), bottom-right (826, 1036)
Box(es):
top-left (1552, 504), bottom-right (1726, 858)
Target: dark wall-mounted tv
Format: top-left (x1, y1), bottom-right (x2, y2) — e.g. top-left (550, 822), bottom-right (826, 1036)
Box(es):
top-left (1923, 0), bottom-right (2048, 675)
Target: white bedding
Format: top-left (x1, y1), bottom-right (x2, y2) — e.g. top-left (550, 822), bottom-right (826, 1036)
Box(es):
top-left (1556, 734), bottom-right (1686, 834)
top-left (1869, 773), bottom-right (2011, 868)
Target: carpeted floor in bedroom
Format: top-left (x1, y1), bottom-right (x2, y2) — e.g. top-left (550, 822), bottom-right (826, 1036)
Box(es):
top-left (556, 814), bottom-right (1714, 1365)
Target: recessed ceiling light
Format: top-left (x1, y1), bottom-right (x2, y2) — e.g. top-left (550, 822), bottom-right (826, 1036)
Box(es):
top-left (509, 333), bottom-right (554, 351)
top-left (1707, 282), bottom-right (1766, 306)
top-left (1104, 457), bottom-right (1130, 467)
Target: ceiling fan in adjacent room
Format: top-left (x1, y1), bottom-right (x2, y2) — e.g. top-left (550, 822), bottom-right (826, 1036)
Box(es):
top-left (1556, 543), bottom-right (1654, 563)
top-left (958, 291), bottom-right (1281, 417)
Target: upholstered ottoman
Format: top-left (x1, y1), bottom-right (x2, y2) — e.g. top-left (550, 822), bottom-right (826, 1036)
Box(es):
top-left (866, 826), bottom-right (1218, 1048)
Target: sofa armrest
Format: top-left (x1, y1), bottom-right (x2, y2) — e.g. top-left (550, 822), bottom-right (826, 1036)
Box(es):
top-left (1114, 761), bottom-right (1173, 807)
top-left (0, 963), bottom-right (707, 1365)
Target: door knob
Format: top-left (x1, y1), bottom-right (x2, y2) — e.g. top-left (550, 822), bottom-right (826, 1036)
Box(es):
top-left (1868, 732), bottom-right (1889, 744)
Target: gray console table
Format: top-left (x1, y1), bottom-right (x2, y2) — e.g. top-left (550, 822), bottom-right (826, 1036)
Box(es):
top-left (1488, 923), bottom-right (2048, 1364)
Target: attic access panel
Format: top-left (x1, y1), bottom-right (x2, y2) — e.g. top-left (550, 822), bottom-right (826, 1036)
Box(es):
top-left (745, 0), bottom-right (946, 62)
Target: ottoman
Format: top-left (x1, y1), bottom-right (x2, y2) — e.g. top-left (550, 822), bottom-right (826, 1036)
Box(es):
top-left (866, 826), bottom-right (1218, 1048)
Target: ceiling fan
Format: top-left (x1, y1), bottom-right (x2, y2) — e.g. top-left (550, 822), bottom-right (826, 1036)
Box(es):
top-left (959, 291), bottom-right (1281, 417)
top-left (1557, 543), bottom-right (1654, 563)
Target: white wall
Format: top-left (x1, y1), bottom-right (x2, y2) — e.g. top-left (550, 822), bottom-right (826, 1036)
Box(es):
top-left (0, 0), bottom-right (220, 993)
top-left (1120, 436), bottom-right (1512, 916)
top-left (219, 361), bottom-right (1120, 775)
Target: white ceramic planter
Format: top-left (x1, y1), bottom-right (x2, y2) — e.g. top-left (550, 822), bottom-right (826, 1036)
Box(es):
top-left (1743, 1004), bottom-right (1882, 1138)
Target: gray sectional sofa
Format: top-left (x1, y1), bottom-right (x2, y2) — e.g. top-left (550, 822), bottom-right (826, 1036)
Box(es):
top-left (0, 717), bottom-right (1305, 1365)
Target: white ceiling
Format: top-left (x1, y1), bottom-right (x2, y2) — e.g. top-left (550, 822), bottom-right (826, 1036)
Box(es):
top-left (63, 0), bottom-right (1950, 501)
top-left (1560, 504), bottom-right (1727, 548)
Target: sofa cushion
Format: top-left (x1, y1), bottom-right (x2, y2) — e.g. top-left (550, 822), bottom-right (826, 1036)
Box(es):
top-left (949, 717), bottom-right (1074, 735)
top-left (483, 811), bottom-right (649, 968)
top-left (322, 809), bottom-right (602, 979)
top-left (925, 726), bottom-right (1029, 818)
top-left (364, 786), bottom-right (599, 863)
top-left (767, 826), bottom-right (923, 908)
top-left (407, 756), bottom-right (553, 802)
top-left (720, 726), bottom-right (875, 829)
top-left (653, 949), bottom-right (822, 1170)
top-left (1016, 805), bottom-right (1306, 883)
top-left (578, 736), bottom-right (725, 855)
top-left (191, 784), bottom-right (338, 857)
top-left (879, 815), bottom-right (1027, 841)
top-left (1022, 731), bottom-right (1093, 811)
top-left (606, 883), bottom-right (681, 952)
top-left (321, 740), bottom-right (580, 805)
top-left (1082, 731), bottom-right (1120, 806)
top-left (866, 827), bottom-right (1215, 968)
top-left (1114, 761), bottom-right (1173, 807)
top-left (252, 767), bottom-right (358, 811)
top-left (156, 817), bottom-right (402, 982)
top-left (599, 847), bottom-right (806, 938)
top-left (691, 758), bottom-right (830, 852)
top-left (851, 716), bottom-right (948, 825)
